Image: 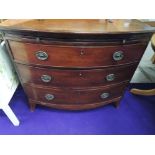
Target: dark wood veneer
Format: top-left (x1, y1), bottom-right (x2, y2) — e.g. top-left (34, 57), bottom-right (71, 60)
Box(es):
top-left (28, 97), bottom-right (122, 111)
top-left (9, 41), bottom-right (147, 68)
top-left (24, 81), bottom-right (128, 110)
top-left (16, 63), bottom-right (138, 88)
top-left (0, 19), bottom-right (154, 111)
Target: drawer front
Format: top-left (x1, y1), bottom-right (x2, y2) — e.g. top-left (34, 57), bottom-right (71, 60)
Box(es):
top-left (16, 63), bottom-right (138, 87)
top-left (29, 97), bottom-right (121, 110)
top-left (9, 41), bottom-right (147, 68)
top-left (23, 82), bottom-right (128, 105)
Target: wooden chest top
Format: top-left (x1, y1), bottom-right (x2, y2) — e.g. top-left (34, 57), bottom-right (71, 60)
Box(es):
top-left (0, 19), bottom-right (154, 111)
top-left (0, 19), bottom-right (154, 33)
top-left (0, 19), bottom-right (155, 43)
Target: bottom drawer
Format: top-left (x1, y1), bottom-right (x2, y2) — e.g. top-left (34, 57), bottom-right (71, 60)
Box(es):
top-left (23, 81), bottom-right (128, 110)
top-left (29, 96), bottom-right (122, 110)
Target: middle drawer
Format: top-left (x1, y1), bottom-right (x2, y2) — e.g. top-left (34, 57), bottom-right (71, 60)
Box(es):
top-left (16, 63), bottom-right (138, 88)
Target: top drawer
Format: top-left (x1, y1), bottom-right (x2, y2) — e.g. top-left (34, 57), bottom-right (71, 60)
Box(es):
top-left (8, 41), bottom-right (148, 68)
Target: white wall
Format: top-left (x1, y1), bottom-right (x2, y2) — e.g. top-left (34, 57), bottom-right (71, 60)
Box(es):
top-left (131, 42), bottom-right (155, 83)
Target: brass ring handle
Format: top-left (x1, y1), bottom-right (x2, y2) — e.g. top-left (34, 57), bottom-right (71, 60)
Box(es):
top-left (45, 94), bottom-right (55, 101)
top-left (106, 74), bottom-right (115, 81)
top-left (100, 92), bottom-right (110, 99)
top-left (113, 51), bottom-right (124, 61)
top-left (36, 51), bottom-right (48, 60)
top-left (41, 75), bottom-right (52, 83)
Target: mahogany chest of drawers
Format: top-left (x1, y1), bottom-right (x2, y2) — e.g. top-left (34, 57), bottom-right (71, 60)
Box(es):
top-left (0, 19), bottom-right (154, 111)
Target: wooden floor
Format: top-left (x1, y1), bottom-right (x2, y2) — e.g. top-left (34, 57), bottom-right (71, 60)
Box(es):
top-left (131, 42), bottom-right (155, 83)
